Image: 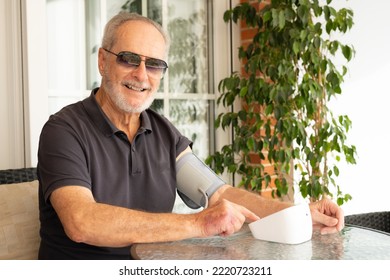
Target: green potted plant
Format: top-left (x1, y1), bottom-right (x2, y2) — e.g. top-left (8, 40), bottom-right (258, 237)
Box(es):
top-left (206, 0), bottom-right (356, 205)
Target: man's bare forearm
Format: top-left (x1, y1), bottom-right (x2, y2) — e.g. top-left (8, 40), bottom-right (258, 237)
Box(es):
top-left (210, 185), bottom-right (292, 219)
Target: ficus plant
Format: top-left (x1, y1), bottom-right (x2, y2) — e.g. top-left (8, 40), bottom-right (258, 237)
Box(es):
top-left (206, 0), bottom-right (356, 205)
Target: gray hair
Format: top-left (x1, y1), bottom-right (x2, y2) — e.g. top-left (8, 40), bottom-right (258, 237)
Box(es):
top-left (101, 12), bottom-right (170, 55)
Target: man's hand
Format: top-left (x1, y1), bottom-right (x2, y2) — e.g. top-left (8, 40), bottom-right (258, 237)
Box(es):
top-left (309, 198), bottom-right (344, 234)
top-left (195, 199), bottom-right (260, 237)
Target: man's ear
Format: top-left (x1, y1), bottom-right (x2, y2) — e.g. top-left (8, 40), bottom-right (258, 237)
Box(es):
top-left (98, 48), bottom-right (105, 76)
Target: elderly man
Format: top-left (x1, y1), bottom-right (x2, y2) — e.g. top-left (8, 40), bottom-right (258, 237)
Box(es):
top-left (37, 12), bottom-right (344, 260)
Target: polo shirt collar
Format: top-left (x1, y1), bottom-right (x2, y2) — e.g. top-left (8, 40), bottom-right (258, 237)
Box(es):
top-left (83, 88), bottom-right (153, 137)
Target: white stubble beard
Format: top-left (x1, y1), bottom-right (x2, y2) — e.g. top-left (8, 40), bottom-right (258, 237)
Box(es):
top-left (102, 69), bottom-right (155, 114)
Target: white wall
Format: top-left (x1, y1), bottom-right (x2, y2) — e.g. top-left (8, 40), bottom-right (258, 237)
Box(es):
top-left (331, 0), bottom-right (390, 215)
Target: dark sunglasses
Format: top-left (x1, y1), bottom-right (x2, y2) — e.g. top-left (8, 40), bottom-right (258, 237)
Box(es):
top-left (103, 48), bottom-right (168, 78)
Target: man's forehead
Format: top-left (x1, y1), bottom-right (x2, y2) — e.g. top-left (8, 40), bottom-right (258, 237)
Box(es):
top-left (114, 20), bottom-right (166, 57)
top-left (118, 20), bottom-right (162, 39)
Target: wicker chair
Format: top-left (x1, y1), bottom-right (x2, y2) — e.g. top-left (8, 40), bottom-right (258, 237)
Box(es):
top-left (345, 211), bottom-right (390, 234)
top-left (0, 168), bottom-right (38, 184)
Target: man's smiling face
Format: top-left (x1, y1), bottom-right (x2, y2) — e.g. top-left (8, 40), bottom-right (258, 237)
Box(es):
top-left (98, 20), bottom-right (167, 113)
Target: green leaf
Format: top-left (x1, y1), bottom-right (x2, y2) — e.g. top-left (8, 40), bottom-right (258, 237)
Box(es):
top-left (333, 165), bottom-right (340, 176)
top-left (238, 110), bottom-right (247, 121)
top-left (326, 71), bottom-right (339, 87)
top-left (223, 10), bottom-right (232, 23)
top-left (314, 36), bottom-right (321, 49)
top-left (215, 113), bottom-right (223, 128)
top-left (326, 21), bottom-right (333, 34)
top-left (221, 114), bottom-right (231, 129)
top-left (265, 104), bottom-right (273, 115)
top-left (239, 86), bottom-right (248, 97)
top-left (342, 45), bottom-right (353, 61)
top-left (271, 9), bottom-right (279, 29)
top-left (279, 10), bottom-right (285, 29)
top-left (263, 11), bottom-right (271, 23)
top-left (247, 138), bottom-right (255, 151)
top-left (293, 41), bottom-right (300, 55)
top-left (297, 5), bottom-right (308, 25)
top-left (232, 6), bottom-right (241, 23)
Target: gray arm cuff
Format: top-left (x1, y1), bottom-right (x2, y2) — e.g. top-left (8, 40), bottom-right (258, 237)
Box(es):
top-left (176, 153), bottom-right (226, 209)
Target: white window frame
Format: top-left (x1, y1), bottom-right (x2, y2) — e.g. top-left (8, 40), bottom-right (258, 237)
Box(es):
top-left (21, 0), bottom-right (49, 168)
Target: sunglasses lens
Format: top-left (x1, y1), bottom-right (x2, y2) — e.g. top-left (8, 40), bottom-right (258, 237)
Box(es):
top-left (145, 58), bottom-right (167, 69)
top-left (115, 51), bottom-right (168, 78)
top-left (145, 59), bottom-right (168, 76)
top-left (117, 52), bottom-right (140, 67)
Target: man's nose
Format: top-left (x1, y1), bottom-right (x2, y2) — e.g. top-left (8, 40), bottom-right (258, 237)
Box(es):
top-left (130, 61), bottom-right (148, 81)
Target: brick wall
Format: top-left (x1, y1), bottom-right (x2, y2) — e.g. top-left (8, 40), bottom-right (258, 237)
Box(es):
top-left (238, 0), bottom-right (280, 199)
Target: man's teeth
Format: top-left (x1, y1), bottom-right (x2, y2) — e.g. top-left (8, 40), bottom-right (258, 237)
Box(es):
top-left (126, 84), bottom-right (145, 92)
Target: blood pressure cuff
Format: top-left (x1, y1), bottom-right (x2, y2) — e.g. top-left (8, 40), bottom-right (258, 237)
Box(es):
top-left (176, 152), bottom-right (226, 209)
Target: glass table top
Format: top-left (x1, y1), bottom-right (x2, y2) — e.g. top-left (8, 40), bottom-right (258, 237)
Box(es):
top-left (131, 225), bottom-right (390, 260)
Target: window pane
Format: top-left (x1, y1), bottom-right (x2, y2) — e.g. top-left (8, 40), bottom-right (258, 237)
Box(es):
top-left (167, 0), bottom-right (210, 94)
top-left (169, 100), bottom-right (213, 160)
top-left (47, 0), bottom-right (88, 114)
top-left (150, 99), bottom-right (164, 115)
top-left (121, 0), bottom-right (162, 24)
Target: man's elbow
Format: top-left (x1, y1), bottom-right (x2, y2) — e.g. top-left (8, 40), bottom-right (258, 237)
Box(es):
top-left (61, 212), bottom-right (92, 244)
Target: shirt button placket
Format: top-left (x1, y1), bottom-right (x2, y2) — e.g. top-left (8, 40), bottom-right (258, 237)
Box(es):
top-left (130, 144), bottom-right (139, 174)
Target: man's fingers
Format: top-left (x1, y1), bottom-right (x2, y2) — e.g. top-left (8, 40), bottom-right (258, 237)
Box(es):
top-left (311, 210), bottom-right (342, 235)
top-left (312, 210), bottom-right (338, 226)
top-left (310, 198), bottom-right (345, 233)
top-left (198, 199), bottom-right (259, 237)
top-left (237, 204), bottom-right (260, 222)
